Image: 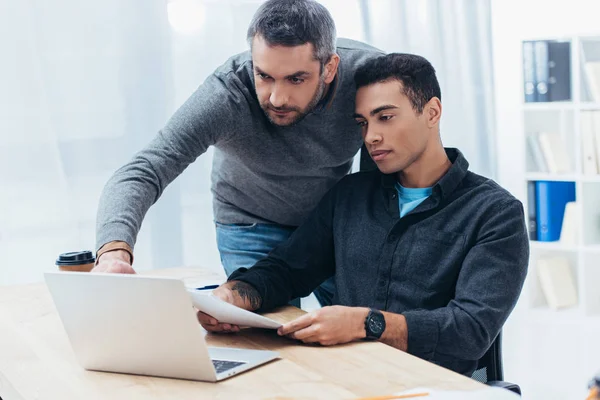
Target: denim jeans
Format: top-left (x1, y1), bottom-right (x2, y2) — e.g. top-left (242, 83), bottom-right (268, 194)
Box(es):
top-left (215, 222), bottom-right (335, 308)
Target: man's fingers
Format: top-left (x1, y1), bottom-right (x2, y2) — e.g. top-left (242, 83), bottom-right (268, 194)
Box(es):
top-left (91, 260), bottom-right (135, 274)
top-left (288, 325), bottom-right (319, 340)
top-left (297, 334), bottom-right (335, 346)
top-left (278, 313), bottom-right (315, 336)
top-left (197, 312), bottom-right (241, 333)
top-left (211, 324), bottom-right (240, 333)
top-left (222, 325), bottom-right (241, 333)
top-left (285, 325), bottom-right (331, 345)
top-left (299, 335), bottom-right (320, 344)
top-left (119, 264), bottom-right (136, 274)
top-left (202, 322), bottom-right (237, 333)
top-left (197, 311), bottom-right (217, 326)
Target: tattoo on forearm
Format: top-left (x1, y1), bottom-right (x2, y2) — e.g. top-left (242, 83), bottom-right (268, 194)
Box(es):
top-left (231, 282), bottom-right (263, 310)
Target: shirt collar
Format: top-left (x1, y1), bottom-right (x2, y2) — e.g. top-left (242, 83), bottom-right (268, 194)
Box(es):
top-left (380, 148), bottom-right (469, 200)
top-left (395, 183), bottom-right (433, 199)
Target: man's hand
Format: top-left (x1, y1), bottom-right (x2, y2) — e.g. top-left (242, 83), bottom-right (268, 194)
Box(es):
top-left (277, 306), bottom-right (369, 346)
top-left (196, 281), bottom-right (263, 334)
top-left (91, 250), bottom-right (136, 274)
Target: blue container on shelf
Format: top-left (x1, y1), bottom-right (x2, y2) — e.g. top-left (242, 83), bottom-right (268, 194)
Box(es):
top-left (535, 180), bottom-right (576, 242)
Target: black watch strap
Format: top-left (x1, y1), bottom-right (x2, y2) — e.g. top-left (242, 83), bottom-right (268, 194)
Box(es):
top-left (364, 309), bottom-right (386, 340)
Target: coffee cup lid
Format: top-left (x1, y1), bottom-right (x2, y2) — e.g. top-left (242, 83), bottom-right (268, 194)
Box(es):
top-left (56, 251), bottom-right (95, 266)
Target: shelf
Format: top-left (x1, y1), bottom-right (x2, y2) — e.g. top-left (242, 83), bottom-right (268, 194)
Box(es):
top-left (527, 307), bottom-right (600, 325)
top-left (525, 173), bottom-right (578, 181)
top-left (523, 102), bottom-right (575, 111)
top-left (578, 102), bottom-right (600, 110)
top-left (522, 102), bottom-right (600, 111)
top-left (580, 175), bottom-right (600, 182)
top-left (530, 242), bottom-right (600, 253)
top-left (583, 244), bottom-right (600, 253)
top-left (524, 173), bottom-right (600, 182)
top-left (530, 241), bottom-right (578, 252)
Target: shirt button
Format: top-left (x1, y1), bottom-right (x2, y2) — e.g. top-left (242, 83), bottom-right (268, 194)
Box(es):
top-left (387, 235), bottom-right (396, 243)
top-left (391, 193), bottom-right (397, 199)
top-left (379, 280), bottom-right (386, 286)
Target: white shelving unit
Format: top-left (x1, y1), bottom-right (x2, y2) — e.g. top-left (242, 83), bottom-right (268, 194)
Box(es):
top-left (523, 36), bottom-right (600, 322)
top-left (491, 4), bottom-right (600, 397)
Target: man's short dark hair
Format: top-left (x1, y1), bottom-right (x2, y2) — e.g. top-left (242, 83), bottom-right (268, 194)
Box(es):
top-left (247, 0), bottom-right (336, 67)
top-left (354, 53), bottom-right (441, 114)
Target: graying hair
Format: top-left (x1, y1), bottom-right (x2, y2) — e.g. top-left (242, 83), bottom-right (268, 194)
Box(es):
top-left (247, 0), bottom-right (337, 66)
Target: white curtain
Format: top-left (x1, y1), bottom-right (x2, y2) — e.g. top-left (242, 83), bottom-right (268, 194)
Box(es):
top-left (1, 1), bottom-right (176, 284)
top-left (0, 0), bottom-right (494, 285)
top-left (361, 0), bottom-right (497, 178)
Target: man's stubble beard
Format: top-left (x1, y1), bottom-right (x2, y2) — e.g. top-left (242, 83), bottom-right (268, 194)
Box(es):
top-left (261, 76), bottom-right (327, 127)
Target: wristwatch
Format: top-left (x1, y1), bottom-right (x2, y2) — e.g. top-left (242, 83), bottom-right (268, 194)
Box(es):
top-left (364, 309), bottom-right (386, 340)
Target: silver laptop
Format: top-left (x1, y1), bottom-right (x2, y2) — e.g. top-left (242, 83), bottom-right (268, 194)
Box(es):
top-left (44, 271), bottom-right (279, 382)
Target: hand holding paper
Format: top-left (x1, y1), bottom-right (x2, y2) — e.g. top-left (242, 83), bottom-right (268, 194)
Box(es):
top-left (190, 287), bottom-right (282, 331)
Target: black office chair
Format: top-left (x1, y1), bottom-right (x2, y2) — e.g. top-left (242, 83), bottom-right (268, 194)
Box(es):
top-left (472, 331), bottom-right (521, 395)
top-left (359, 143), bottom-right (378, 172)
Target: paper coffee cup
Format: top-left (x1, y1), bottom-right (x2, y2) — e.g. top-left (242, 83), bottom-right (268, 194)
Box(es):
top-left (56, 251), bottom-right (96, 272)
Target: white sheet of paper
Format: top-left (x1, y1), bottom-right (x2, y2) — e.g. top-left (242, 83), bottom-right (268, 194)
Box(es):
top-left (188, 289), bottom-right (282, 329)
top-left (396, 387), bottom-right (520, 399)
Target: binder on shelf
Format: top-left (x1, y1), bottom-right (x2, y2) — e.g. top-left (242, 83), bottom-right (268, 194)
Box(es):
top-left (527, 181), bottom-right (538, 240)
top-left (523, 41), bottom-right (537, 102)
top-left (559, 202), bottom-right (578, 245)
top-left (536, 257), bottom-right (578, 310)
top-left (535, 180), bottom-right (576, 242)
top-left (547, 41), bottom-right (571, 102)
top-left (580, 112), bottom-right (598, 175)
top-left (526, 133), bottom-right (548, 172)
top-left (525, 40), bottom-right (571, 102)
top-left (537, 132), bottom-right (571, 173)
top-left (534, 41), bottom-right (549, 102)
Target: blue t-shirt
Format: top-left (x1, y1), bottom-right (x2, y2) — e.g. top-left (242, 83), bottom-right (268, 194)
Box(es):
top-left (396, 183), bottom-right (432, 218)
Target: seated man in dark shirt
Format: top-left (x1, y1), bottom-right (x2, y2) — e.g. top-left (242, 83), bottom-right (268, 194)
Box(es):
top-left (198, 53), bottom-right (529, 376)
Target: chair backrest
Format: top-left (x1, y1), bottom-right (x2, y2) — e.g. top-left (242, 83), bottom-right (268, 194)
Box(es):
top-left (359, 143), bottom-right (378, 172)
top-left (471, 331), bottom-right (504, 383)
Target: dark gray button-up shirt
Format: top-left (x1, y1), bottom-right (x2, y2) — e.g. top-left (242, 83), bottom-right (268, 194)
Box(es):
top-left (230, 148), bottom-right (529, 375)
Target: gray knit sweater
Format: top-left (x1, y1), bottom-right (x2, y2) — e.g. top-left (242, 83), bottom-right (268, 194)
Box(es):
top-left (96, 39), bottom-right (383, 250)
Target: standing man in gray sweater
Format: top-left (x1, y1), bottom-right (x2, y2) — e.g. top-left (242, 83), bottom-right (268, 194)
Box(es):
top-left (93, 0), bottom-right (382, 306)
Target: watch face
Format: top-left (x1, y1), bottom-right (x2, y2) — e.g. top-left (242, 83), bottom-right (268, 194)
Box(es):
top-left (369, 314), bottom-right (384, 335)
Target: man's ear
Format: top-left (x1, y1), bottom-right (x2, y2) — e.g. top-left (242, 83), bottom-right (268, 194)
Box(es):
top-left (322, 54), bottom-right (340, 84)
top-left (425, 97), bottom-right (442, 128)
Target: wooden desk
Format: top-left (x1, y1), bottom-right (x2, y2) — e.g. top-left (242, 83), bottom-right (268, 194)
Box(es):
top-left (0, 267), bottom-right (484, 400)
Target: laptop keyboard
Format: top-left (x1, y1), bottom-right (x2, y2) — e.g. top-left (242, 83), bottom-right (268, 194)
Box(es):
top-left (212, 359), bottom-right (246, 374)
